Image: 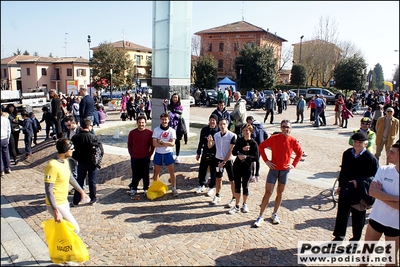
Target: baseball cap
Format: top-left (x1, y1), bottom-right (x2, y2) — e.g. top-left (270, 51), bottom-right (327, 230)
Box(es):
top-left (360, 117), bottom-right (371, 124)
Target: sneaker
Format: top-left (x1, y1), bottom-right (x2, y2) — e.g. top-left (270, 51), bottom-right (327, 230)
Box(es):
top-left (254, 176), bottom-right (259, 182)
top-left (225, 198), bottom-right (236, 208)
top-left (207, 188), bottom-right (215, 197)
top-left (241, 203), bottom-right (249, 213)
top-left (228, 206), bottom-right (240, 214)
top-left (172, 188), bottom-right (179, 197)
top-left (90, 198), bottom-right (99, 205)
top-left (210, 195), bottom-right (221, 205)
top-left (271, 213), bottom-right (280, 224)
top-left (249, 176), bottom-right (256, 183)
top-left (129, 190), bottom-right (137, 196)
top-left (174, 157), bottom-right (180, 164)
top-left (254, 217), bottom-right (264, 228)
top-left (5, 169), bottom-right (11, 174)
top-left (195, 185), bottom-right (205, 194)
top-left (143, 190), bottom-right (148, 196)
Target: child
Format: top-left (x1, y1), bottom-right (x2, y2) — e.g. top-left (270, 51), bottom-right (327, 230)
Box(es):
top-left (19, 111), bottom-right (34, 159)
top-left (40, 106), bottom-right (55, 139)
top-left (341, 104), bottom-right (353, 128)
top-left (135, 102), bottom-right (146, 119)
top-left (29, 112), bottom-right (41, 145)
top-left (96, 104), bottom-right (106, 125)
top-left (120, 111), bottom-right (127, 121)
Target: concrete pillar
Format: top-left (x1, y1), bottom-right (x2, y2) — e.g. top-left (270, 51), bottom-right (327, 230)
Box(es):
top-left (151, 1), bottom-right (192, 131)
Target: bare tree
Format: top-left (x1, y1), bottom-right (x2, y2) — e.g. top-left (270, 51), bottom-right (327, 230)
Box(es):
top-left (338, 40), bottom-right (364, 59)
top-left (191, 35), bottom-right (202, 57)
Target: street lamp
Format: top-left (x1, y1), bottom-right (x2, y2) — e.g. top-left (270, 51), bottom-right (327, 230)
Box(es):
top-left (109, 63), bottom-right (116, 101)
top-left (299, 35), bottom-right (304, 63)
top-left (87, 35), bottom-right (91, 95)
top-left (236, 64), bottom-right (244, 92)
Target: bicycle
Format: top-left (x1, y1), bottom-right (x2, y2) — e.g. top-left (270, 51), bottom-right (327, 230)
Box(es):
top-left (331, 176), bottom-right (339, 203)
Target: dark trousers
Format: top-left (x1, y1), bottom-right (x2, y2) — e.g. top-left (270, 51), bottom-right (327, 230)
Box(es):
top-left (310, 108), bottom-right (316, 122)
top-left (1, 138), bottom-right (11, 172)
top-left (283, 100), bottom-right (288, 110)
top-left (342, 118), bottom-right (348, 128)
top-left (44, 122), bottom-right (55, 139)
top-left (198, 156), bottom-right (216, 188)
top-left (53, 116), bottom-right (63, 138)
top-left (11, 131), bottom-right (20, 154)
top-left (333, 195), bottom-right (366, 241)
top-left (320, 111), bottom-right (326, 125)
top-left (130, 157), bottom-right (150, 191)
top-left (233, 162), bottom-right (252, 196)
top-left (24, 134), bottom-right (32, 156)
top-left (296, 109), bottom-right (304, 122)
top-left (264, 109), bottom-right (274, 123)
top-left (8, 134), bottom-right (17, 160)
top-left (73, 162), bottom-right (99, 204)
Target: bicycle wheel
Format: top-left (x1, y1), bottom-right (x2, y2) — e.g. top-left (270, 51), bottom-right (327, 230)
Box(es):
top-left (332, 177), bottom-right (339, 203)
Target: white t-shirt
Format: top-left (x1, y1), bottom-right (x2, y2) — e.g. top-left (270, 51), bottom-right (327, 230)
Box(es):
top-left (369, 165), bottom-right (399, 230)
top-left (282, 92), bottom-right (289, 101)
top-left (213, 130), bottom-right (237, 161)
top-left (152, 126), bottom-right (176, 154)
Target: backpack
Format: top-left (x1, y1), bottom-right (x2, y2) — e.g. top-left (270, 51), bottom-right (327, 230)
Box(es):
top-left (91, 139), bottom-right (104, 169)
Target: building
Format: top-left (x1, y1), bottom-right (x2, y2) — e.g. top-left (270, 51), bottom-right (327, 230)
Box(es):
top-left (1, 55), bottom-right (37, 91)
top-left (91, 40), bottom-right (152, 87)
top-left (195, 20), bottom-right (287, 80)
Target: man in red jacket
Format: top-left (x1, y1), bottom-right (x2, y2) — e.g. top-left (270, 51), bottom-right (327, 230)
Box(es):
top-left (253, 120), bottom-right (303, 228)
top-left (127, 115), bottom-right (155, 196)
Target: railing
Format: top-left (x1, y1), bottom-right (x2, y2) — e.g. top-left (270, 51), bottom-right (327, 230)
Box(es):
top-left (50, 74), bottom-right (61, 81)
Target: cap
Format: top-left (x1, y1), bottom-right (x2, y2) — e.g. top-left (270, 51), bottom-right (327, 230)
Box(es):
top-left (352, 132), bottom-right (368, 141)
top-left (360, 117), bottom-right (371, 124)
top-left (209, 114), bottom-right (219, 122)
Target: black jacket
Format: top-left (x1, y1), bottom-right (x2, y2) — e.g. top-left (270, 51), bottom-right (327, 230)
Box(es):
top-left (71, 130), bottom-right (102, 164)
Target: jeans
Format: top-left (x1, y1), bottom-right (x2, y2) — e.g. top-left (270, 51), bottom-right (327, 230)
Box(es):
top-left (73, 162), bottom-right (99, 204)
top-left (24, 134), bottom-right (33, 155)
top-left (314, 109), bottom-right (322, 126)
top-left (1, 138), bottom-right (11, 172)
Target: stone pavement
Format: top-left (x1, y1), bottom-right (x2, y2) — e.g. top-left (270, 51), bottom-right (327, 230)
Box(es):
top-left (1, 102), bottom-right (393, 266)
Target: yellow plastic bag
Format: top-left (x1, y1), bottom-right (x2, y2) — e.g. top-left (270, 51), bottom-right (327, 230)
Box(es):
top-left (147, 180), bottom-right (168, 200)
top-left (42, 219), bottom-right (89, 264)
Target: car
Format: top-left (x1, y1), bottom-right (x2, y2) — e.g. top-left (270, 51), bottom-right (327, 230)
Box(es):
top-left (189, 95), bottom-right (195, 106)
top-left (263, 90), bottom-right (275, 97)
top-left (305, 88), bottom-right (336, 104)
top-left (101, 90), bottom-right (126, 100)
top-left (290, 89), bottom-right (307, 98)
top-left (205, 89), bottom-right (218, 106)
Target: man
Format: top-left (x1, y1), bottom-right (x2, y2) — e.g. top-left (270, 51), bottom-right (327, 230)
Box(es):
top-left (332, 132), bottom-right (379, 241)
top-left (44, 138), bottom-right (88, 234)
top-left (207, 118), bottom-right (237, 207)
top-left (152, 112), bottom-right (178, 196)
top-left (71, 119), bottom-right (103, 206)
top-left (49, 89), bottom-right (63, 139)
top-left (313, 94), bottom-right (326, 127)
top-left (254, 120), bottom-right (303, 227)
top-left (348, 117), bottom-right (376, 153)
top-left (282, 90), bottom-right (289, 110)
top-left (63, 116), bottom-right (82, 140)
top-left (263, 94), bottom-right (276, 124)
top-left (79, 87), bottom-right (95, 126)
top-left (127, 115), bottom-right (155, 196)
top-left (195, 114), bottom-right (219, 195)
top-left (375, 107), bottom-right (399, 164)
top-left (211, 100), bottom-right (231, 130)
top-left (1, 110), bottom-right (11, 176)
top-left (294, 95), bottom-right (306, 123)
top-left (363, 140), bottom-right (399, 266)
top-left (230, 91), bottom-right (246, 136)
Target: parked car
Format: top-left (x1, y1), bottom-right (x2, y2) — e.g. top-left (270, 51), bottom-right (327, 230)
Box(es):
top-left (290, 89), bottom-right (307, 98)
top-left (205, 89), bottom-right (218, 106)
top-left (305, 88), bottom-right (336, 104)
top-left (263, 90), bottom-right (275, 97)
top-left (101, 90), bottom-right (126, 100)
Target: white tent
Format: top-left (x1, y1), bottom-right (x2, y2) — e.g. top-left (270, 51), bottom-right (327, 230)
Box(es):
top-left (217, 77), bottom-right (237, 92)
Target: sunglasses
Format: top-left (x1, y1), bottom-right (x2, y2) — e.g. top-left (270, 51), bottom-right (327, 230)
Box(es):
top-left (386, 111), bottom-right (393, 113)
top-left (361, 123), bottom-right (370, 125)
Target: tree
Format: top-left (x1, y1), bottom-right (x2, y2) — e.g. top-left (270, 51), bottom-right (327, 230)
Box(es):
top-left (23, 50), bottom-right (30, 55)
top-left (373, 63), bottom-right (384, 90)
top-left (367, 69), bottom-right (376, 90)
top-left (145, 56), bottom-right (152, 87)
top-left (234, 44), bottom-right (277, 91)
top-left (393, 65), bottom-right (399, 91)
top-left (13, 48), bottom-right (21, 56)
top-left (33, 51), bottom-right (39, 56)
top-left (90, 42), bottom-right (134, 91)
top-left (290, 64), bottom-right (307, 88)
top-left (193, 55), bottom-right (217, 89)
top-left (49, 52), bottom-right (53, 57)
top-left (333, 55), bottom-right (366, 96)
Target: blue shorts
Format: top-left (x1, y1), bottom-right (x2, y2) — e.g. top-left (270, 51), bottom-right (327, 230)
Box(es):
top-left (266, 169), bottom-right (290, 185)
top-left (153, 152), bottom-right (174, 166)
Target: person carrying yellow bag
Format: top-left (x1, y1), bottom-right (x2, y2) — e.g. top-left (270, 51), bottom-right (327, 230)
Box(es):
top-left (43, 138), bottom-right (90, 265)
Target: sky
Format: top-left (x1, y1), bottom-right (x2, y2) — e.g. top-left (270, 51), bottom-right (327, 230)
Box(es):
top-left (1, 1), bottom-right (399, 80)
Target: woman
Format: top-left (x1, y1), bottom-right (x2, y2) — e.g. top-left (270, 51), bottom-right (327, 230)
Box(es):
top-left (126, 96), bottom-right (136, 121)
top-left (229, 124), bottom-right (259, 214)
top-left (163, 93), bottom-right (184, 164)
top-left (144, 95), bottom-right (152, 120)
top-left (119, 93), bottom-right (128, 114)
top-left (71, 96), bottom-right (81, 125)
top-left (5, 103), bottom-right (21, 158)
top-left (44, 138), bottom-right (88, 235)
top-left (307, 95), bottom-right (316, 124)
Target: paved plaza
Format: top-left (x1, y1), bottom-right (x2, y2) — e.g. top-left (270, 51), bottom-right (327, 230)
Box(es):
top-left (1, 101), bottom-right (392, 266)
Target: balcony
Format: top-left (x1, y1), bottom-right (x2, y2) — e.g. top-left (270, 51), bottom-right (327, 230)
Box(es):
top-left (50, 74), bottom-right (61, 81)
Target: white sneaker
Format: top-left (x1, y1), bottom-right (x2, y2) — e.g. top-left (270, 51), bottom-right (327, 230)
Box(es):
top-left (211, 195), bottom-right (221, 205)
top-left (195, 185), bottom-right (205, 194)
top-left (207, 188), bottom-right (215, 197)
top-left (143, 190), bottom-right (148, 196)
top-left (255, 176), bottom-right (259, 182)
top-left (225, 198), bottom-right (236, 208)
top-left (249, 176), bottom-right (256, 183)
top-left (241, 203), bottom-right (249, 213)
top-left (272, 213), bottom-right (280, 224)
top-left (172, 188), bottom-right (179, 197)
top-left (254, 217), bottom-right (264, 228)
top-left (129, 190), bottom-right (137, 196)
top-left (174, 157), bottom-right (180, 164)
top-left (228, 206), bottom-right (240, 214)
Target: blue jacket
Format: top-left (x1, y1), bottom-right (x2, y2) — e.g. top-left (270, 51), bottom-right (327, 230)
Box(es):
top-left (79, 94), bottom-right (95, 119)
top-left (21, 117), bottom-right (34, 136)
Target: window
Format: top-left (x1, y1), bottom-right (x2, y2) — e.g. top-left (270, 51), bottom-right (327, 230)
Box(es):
top-left (2, 69), bottom-right (6, 77)
top-left (219, 43), bottom-right (224, 52)
top-left (17, 69), bottom-right (21, 79)
top-left (76, 69), bottom-right (86, 76)
top-left (218, 60), bottom-right (223, 69)
top-left (67, 68), bottom-right (72, 76)
top-left (41, 68), bottom-right (47, 76)
top-left (234, 43), bottom-right (239, 52)
top-left (136, 55), bottom-right (141, 65)
top-left (208, 43), bottom-right (212, 52)
top-left (27, 68), bottom-right (31, 75)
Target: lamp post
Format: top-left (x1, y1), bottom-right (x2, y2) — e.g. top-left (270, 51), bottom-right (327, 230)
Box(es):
top-left (87, 35), bottom-right (91, 95)
top-left (109, 63), bottom-right (116, 101)
top-left (237, 64), bottom-right (244, 92)
top-left (299, 35), bottom-right (304, 63)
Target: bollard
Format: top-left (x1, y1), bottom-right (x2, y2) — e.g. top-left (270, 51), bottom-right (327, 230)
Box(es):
top-left (112, 129), bottom-right (120, 139)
